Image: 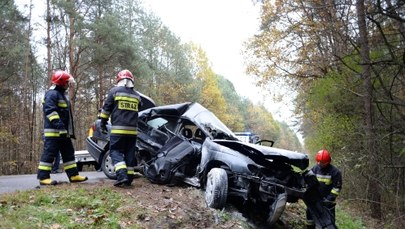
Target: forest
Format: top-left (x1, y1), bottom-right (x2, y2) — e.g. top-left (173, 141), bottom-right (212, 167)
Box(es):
top-left (0, 0), bottom-right (404, 227)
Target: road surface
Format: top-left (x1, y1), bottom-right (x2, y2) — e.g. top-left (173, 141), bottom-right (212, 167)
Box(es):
top-left (0, 171), bottom-right (109, 194)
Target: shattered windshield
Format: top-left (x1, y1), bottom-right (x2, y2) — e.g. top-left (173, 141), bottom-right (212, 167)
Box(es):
top-left (194, 110), bottom-right (238, 140)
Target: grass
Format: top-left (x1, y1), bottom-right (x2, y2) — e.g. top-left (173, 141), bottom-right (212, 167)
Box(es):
top-left (0, 186), bottom-right (139, 229)
top-left (283, 200), bottom-right (368, 229)
top-left (336, 207), bottom-right (367, 229)
top-left (0, 183), bottom-right (370, 229)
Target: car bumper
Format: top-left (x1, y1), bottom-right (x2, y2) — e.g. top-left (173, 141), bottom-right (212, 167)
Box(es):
top-left (85, 136), bottom-right (105, 164)
top-left (75, 150), bottom-right (96, 164)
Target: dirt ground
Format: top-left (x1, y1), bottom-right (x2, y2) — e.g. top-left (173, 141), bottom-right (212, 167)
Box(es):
top-left (95, 174), bottom-right (307, 229)
top-left (95, 175), bottom-right (248, 228)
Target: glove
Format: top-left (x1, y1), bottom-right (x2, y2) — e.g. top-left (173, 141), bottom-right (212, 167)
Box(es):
top-left (51, 119), bottom-right (65, 130)
top-left (100, 118), bottom-right (108, 134)
top-left (100, 125), bottom-right (108, 134)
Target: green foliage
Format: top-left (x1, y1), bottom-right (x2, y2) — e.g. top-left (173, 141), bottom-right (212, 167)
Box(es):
top-left (277, 122), bottom-right (303, 151)
top-left (246, 0), bottom-right (405, 224)
top-left (336, 207), bottom-right (366, 229)
top-left (3, 0), bottom-right (303, 180)
top-left (215, 75), bottom-right (245, 131)
top-left (302, 73), bottom-right (361, 161)
top-left (305, 114), bottom-right (357, 154)
top-left (0, 186), bottom-right (136, 228)
top-left (0, 1), bottom-right (30, 89)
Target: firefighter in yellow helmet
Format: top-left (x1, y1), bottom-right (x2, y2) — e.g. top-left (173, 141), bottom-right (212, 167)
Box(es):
top-left (306, 149), bottom-right (342, 228)
top-left (99, 69), bottom-right (141, 187)
top-left (37, 70), bottom-right (88, 185)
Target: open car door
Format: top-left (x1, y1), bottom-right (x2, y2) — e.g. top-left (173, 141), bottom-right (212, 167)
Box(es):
top-left (143, 135), bottom-right (199, 185)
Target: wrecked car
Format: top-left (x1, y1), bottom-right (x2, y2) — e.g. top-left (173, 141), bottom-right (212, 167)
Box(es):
top-left (86, 101), bottom-right (336, 228)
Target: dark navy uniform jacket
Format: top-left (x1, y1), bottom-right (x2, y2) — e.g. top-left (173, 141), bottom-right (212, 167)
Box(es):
top-left (43, 85), bottom-right (75, 138)
top-left (311, 163), bottom-right (342, 203)
top-left (100, 86), bottom-right (141, 136)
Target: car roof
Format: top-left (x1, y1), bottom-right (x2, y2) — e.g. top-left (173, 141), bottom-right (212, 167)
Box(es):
top-left (140, 102), bottom-right (208, 119)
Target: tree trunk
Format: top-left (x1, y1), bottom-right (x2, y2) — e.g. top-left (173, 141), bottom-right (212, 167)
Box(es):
top-left (98, 65), bottom-right (105, 109)
top-left (68, 0), bottom-right (76, 112)
top-left (356, 0), bottom-right (382, 220)
top-left (46, 0), bottom-right (52, 81)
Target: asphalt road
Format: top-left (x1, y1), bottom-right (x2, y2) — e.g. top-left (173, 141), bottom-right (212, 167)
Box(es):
top-left (0, 171), bottom-right (109, 194)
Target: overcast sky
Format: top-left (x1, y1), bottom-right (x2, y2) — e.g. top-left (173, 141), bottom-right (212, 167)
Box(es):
top-left (141, 0), bottom-right (264, 102)
top-left (15, 0), bottom-right (262, 102)
top-left (143, 1), bottom-right (302, 142)
top-left (14, 0), bottom-right (300, 138)
top-left (142, 0), bottom-right (298, 119)
top-left (14, 0), bottom-right (302, 142)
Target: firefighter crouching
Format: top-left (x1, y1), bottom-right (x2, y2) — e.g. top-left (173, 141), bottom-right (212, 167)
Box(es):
top-left (306, 149), bottom-right (342, 229)
top-left (37, 70), bottom-right (88, 185)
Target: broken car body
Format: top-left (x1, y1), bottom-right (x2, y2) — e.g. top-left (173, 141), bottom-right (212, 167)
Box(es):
top-left (86, 101), bottom-right (336, 228)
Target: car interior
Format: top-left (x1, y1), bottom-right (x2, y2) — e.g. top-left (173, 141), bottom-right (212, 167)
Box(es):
top-left (180, 124), bottom-right (206, 145)
top-left (182, 127), bottom-right (193, 139)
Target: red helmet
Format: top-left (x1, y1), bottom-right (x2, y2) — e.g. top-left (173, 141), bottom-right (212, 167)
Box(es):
top-left (116, 69), bottom-right (134, 83)
top-left (316, 149), bottom-right (331, 165)
top-left (51, 70), bottom-right (73, 87)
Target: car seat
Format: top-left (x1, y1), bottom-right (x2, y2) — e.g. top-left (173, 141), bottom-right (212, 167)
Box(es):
top-left (194, 128), bottom-right (205, 143)
top-left (182, 128), bottom-right (193, 139)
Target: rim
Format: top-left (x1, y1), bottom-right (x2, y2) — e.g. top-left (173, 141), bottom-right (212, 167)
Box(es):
top-left (104, 154), bottom-right (116, 176)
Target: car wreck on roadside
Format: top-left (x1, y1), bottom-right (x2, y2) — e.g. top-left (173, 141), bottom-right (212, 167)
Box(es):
top-left (86, 100), bottom-right (336, 228)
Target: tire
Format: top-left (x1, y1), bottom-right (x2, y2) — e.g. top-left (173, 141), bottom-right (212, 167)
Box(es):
top-left (267, 193), bottom-right (287, 226)
top-left (205, 168), bottom-right (228, 209)
top-left (101, 151), bottom-right (117, 180)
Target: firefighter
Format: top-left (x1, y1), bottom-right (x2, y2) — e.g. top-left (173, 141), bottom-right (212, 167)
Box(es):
top-left (37, 70), bottom-right (88, 185)
top-left (99, 69), bottom-right (141, 187)
top-left (306, 149), bottom-right (342, 228)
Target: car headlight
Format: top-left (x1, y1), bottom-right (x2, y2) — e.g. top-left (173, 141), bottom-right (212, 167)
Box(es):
top-left (88, 127), bottom-right (93, 137)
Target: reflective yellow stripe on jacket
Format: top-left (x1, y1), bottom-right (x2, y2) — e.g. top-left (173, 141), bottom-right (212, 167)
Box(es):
top-left (57, 100), bottom-right (68, 108)
top-left (44, 128), bottom-right (67, 137)
top-left (331, 188), bottom-right (340, 196)
top-left (110, 126), bottom-right (137, 136)
top-left (46, 111), bottom-right (60, 122)
top-left (316, 174), bottom-right (332, 185)
top-left (115, 92), bottom-right (139, 111)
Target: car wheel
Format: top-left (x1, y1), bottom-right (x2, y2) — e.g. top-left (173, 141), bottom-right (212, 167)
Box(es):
top-left (205, 168), bottom-right (228, 209)
top-left (101, 151), bottom-right (117, 180)
top-left (267, 193), bottom-right (287, 226)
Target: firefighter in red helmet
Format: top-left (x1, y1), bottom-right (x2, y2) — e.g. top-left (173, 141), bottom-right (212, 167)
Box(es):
top-left (306, 149), bottom-right (342, 228)
top-left (99, 69), bottom-right (141, 187)
top-left (37, 70), bottom-right (88, 185)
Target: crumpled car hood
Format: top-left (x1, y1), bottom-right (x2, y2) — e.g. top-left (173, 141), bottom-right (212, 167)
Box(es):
top-left (138, 101), bottom-right (309, 170)
top-left (139, 102), bottom-right (190, 118)
top-left (213, 140), bottom-right (309, 170)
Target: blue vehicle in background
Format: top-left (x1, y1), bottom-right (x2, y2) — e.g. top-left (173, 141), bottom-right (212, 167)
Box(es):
top-left (234, 131), bottom-right (260, 143)
top-left (234, 131), bottom-right (275, 147)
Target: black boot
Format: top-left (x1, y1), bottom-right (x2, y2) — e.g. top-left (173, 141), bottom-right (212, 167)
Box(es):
top-left (114, 168), bottom-right (129, 187)
top-left (125, 174), bottom-right (134, 186)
